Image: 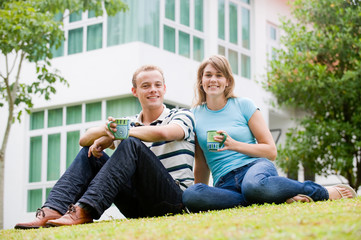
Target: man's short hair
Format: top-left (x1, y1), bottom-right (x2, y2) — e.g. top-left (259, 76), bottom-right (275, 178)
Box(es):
top-left (132, 65), bottom-right (165, 88)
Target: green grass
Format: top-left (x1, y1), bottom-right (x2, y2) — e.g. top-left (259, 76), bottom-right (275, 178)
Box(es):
top-left (2, 197), bottom-right (361, 240)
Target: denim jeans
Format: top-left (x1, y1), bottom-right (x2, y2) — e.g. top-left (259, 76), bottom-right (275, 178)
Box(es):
top-left (44, 137), bottom-right (184, 219)
top-left (182, 158), bottom-right (329, 212)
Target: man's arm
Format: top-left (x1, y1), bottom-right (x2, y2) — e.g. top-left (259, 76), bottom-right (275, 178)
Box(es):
top-left (79, 126), bottom-right (108, 147)
top-left (128, 123), bottom-right (185, 142)
top-left (87, 136), bottom-right (114, 158)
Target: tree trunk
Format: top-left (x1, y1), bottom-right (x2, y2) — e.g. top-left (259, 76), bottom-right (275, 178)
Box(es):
top-left (0, 105), bottom-right (14, 229)
top-left (287, 167), bottom-right (298, 180)
top-left (0, 156), bottom-right (4, 229)
top-left (303, 164), bottom-right (315, 182)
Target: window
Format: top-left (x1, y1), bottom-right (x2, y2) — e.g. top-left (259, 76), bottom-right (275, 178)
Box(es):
top-left (164, 25), bottom-right (176, 53)
top-left (48, 108), bottom-right (63, 128)
top-left (179, 31), bottom-right (190, 58)
top-left (51, 41), bottom-right (64, 58)
top-left (52, 9), bottom-right (105, 57)
top-left (87, 23), bottom-right (103, 51)
top-left (26, 97), bottom-right (143, 212)
top-left (163, 0), bottom-right (205, 61)
top-left (267, 23), bottom-right (279, 62)
top-left (69, 10), bottom-right (82, 23)
top-left (107, 0), bottom-right (160, 47)
top-left (165, 0), bottom-right (175, 20)
top-left (47, 134), bottom-right (61, 181)
top-left (86, 102), bottom-right (102, 122)
top-left (218, 0), bottom-right (251, 79)
top-left (68, 28), bottom-right (83, 55)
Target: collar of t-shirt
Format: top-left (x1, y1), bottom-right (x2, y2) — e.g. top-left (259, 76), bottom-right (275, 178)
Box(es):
top-left (132, 104), bottom-right (170, 127)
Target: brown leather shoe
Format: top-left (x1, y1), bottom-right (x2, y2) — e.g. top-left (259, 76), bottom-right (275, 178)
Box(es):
top-left (14, 207), bottom-right (62, 229)
top-left (46, 204), bottom-right (93, 227)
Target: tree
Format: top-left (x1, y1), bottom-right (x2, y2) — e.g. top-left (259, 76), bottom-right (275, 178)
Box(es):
top-left (0, 0), bottom-right (127, 229)
top-left (267, 0), bottom-right (361, 190)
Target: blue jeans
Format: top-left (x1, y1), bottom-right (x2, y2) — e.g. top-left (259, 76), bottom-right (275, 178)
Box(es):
top-left (44, 137), bottom-right (184, 219)
top-left (182, 158), bottom-right (329, 211)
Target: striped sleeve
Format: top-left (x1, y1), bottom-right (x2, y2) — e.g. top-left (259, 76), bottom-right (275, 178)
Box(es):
top-left (168, 108), bottom-right (195, 142)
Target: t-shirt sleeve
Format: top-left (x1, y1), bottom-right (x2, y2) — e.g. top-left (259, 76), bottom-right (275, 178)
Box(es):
top-left (169, 109), bottom-right (195, 141)
top-left (238, 97), bottom-right (259, 122)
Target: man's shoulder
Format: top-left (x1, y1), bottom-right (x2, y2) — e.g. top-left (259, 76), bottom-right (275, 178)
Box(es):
top-left (167, 108), bottom-right (193, 117)
top-left (165, 108), bottom-right (195, 127)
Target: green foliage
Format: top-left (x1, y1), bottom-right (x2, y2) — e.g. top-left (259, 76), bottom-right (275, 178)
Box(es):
top-left (1, 197), bottom-right (361, 239)
top-left (0, 0), bottom-right (128, 120)
top-left (267, 0), bottom-right (361, 189)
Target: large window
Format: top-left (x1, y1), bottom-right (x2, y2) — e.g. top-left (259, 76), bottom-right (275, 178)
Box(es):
top-left (107, 0), bottom-right (160, 47)
top-left (218, 0), bottom-right (251, 79)
top-left (26, 97), bottom-right (142, 212)
top-left (163, 0), bottom-right (205, 61)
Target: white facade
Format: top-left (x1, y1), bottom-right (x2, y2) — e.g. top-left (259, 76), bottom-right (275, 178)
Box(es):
top-left (0, 0), bottom-right (316, 229)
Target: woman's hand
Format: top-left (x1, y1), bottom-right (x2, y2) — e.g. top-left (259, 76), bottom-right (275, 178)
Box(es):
top-left (214, 130), bottom-right (234, 152)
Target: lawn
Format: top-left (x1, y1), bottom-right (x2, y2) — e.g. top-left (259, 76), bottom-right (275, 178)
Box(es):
top-left (2, 197), bottom-right (361, 240)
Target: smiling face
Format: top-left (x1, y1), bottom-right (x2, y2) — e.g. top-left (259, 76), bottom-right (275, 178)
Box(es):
top-left (131, 70), bottom-right (166, 111)
top-left (201, 64), bottom-right (229, 98)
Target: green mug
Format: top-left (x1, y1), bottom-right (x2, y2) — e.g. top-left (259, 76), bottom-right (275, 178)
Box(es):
top-left (107, 118), bottom-right (130, 140)
top-left (207, 130), bottom-right (227, 152)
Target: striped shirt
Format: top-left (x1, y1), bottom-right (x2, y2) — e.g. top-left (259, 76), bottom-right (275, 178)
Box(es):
top-left (114, 106), bottom-right (195, 190)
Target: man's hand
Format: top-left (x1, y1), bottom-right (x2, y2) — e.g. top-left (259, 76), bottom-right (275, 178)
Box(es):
top-left (88, 136), bottom-right (114, 158)
top-left (105, 116), bottom-right (117, 139)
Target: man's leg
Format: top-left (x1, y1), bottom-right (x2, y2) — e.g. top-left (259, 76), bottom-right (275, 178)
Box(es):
top-left (15, 147), bottom-right (109, 229)
top-left (43, 147), bottom-right (109, 214)
top-left (78, 137), bottom-right (184, 219)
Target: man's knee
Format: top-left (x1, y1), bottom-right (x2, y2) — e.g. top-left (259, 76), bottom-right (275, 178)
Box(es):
top-left (116, 137), bottom-right (142, 149)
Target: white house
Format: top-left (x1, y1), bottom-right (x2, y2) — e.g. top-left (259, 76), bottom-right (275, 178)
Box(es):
top-left (1, 0), bottom-right (350, 230)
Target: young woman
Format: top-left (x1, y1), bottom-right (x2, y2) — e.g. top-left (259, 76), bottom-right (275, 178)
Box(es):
top-left (182, 55), bottom-right (357, 211)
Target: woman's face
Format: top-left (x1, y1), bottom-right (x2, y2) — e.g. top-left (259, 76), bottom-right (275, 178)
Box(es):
top-left (201, 64), bottom-right (228, 98)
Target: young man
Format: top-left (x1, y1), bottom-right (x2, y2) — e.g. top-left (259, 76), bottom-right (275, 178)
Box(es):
top-left (15, 65), bottom-right (195, 229)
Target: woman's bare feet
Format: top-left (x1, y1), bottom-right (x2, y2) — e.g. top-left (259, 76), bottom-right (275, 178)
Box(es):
top-left (286, 194), bottom-right (313, 204)
top-left (326, 184), bottom-right (357, 200)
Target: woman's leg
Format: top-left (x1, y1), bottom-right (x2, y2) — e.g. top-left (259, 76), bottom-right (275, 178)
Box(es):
top-left (182, 183), bottom-right (243, 212)
top-left (241, 159), bottom-right (329, 204)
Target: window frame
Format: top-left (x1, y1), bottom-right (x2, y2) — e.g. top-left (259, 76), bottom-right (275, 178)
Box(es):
top-left (162, 0), bottom-right (205, 61)
top-left (217, 0), bottom-right (252, 79)
top-left (58, 9), bottom-right (106, 57)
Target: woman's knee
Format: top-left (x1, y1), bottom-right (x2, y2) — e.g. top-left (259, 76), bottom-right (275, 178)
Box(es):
top-left (242, 175), bottom-right (269, 200)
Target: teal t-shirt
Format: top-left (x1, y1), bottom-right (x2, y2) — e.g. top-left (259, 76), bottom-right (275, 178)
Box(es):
top-left (192, 97), bottom-right (259, 185)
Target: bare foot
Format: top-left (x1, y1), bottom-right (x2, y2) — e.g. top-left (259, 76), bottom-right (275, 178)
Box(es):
top-left (326, 185), bottom-right (355, 200)
top-left (286, 194), bottom-right (312, 204)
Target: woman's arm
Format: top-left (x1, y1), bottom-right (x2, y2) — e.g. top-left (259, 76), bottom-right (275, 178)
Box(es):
top-left (194, 138), bottom-right (210, 184)
top-left (216, 110), bottom-right (277, 160)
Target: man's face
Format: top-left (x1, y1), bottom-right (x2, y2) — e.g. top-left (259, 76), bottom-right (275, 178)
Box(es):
top-left (132, 70), bottom-right (166, 111)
